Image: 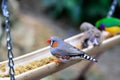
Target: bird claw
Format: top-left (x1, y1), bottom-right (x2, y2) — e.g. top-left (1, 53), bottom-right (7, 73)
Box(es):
top-left (53, 60), bottom-right (61, 65)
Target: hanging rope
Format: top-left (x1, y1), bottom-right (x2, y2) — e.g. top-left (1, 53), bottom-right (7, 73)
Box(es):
top-left (107, 0), bottom-right (118, 17)
top-left (1, 0), bottom-right (15, 80)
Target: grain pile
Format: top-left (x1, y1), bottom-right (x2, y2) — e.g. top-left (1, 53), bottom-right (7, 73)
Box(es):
top-left (0, 56), bottom-right (57, 77)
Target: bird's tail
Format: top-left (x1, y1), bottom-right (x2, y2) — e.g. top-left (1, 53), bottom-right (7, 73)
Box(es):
top-left (69, 52), bottom-right (97, 62)
top-left (82, 53), bottom-right (97, 62)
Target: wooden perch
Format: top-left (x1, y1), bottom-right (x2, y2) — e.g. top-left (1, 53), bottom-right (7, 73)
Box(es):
top-left (0, 33), bottom-right (120, 80)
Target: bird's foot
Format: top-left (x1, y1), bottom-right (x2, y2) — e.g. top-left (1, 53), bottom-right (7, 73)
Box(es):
top-left (53, 59), bottom-right (61, 65)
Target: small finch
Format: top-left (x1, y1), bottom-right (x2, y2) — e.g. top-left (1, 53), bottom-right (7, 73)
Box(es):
top-left (80, 22), bottom-right (103, 48)
top-left (47, 36), bottom-right (97, 63)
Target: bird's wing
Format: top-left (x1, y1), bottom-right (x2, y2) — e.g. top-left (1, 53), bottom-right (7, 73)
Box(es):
top-left (58, 42), bottom-right (84, 56)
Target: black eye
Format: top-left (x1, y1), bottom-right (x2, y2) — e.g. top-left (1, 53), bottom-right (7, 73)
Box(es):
top-left (50, 40), bottom-right (55, 45)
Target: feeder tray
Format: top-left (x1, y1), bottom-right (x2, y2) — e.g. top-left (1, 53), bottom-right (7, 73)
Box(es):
top-left (0, 33), bottom-right (120, 80)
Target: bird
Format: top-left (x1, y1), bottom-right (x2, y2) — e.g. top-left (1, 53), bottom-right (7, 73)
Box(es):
top-left (95, 17), bottom-right (120, 35)
top-left (80, 22), bottom-right (103, 48)
top-left (47, 36), bottom-right (97, 63)
top-left (96, 17), bottom-right (120, 28)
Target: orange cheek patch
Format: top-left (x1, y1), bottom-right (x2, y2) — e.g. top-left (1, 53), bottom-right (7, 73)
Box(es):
top-left (52, 42), bottom-right (59, 48)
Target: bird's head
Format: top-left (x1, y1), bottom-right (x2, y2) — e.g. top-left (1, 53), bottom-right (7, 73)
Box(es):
top-left (47, 36), bottom-right (63, 48)
top-left (80, 22), bottom-right (94, 32)
top-left (98, 24), bottom-right (105, 31)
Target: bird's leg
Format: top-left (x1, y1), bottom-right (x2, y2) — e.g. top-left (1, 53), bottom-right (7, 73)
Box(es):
top-left (53, 59), bottom-right (62, 65)
top-left (53, 54), bottom-right (62, 65)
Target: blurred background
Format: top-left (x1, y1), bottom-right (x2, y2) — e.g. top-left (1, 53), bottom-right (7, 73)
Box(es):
top-left (0, 0), bottom-right (120, 80)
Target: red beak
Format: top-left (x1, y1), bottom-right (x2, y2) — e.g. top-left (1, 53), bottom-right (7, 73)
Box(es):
top-left (46, 38), bottom-right (51, 44)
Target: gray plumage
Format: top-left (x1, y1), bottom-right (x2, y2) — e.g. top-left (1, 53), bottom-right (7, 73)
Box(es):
top-left (80, 22), bottom-right (103, 48)
top-left (49, 36), bottom-right (97, 62)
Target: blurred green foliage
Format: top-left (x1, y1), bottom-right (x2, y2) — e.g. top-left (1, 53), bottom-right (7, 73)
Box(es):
top-left (41, 0), bottom-right (120, 26)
